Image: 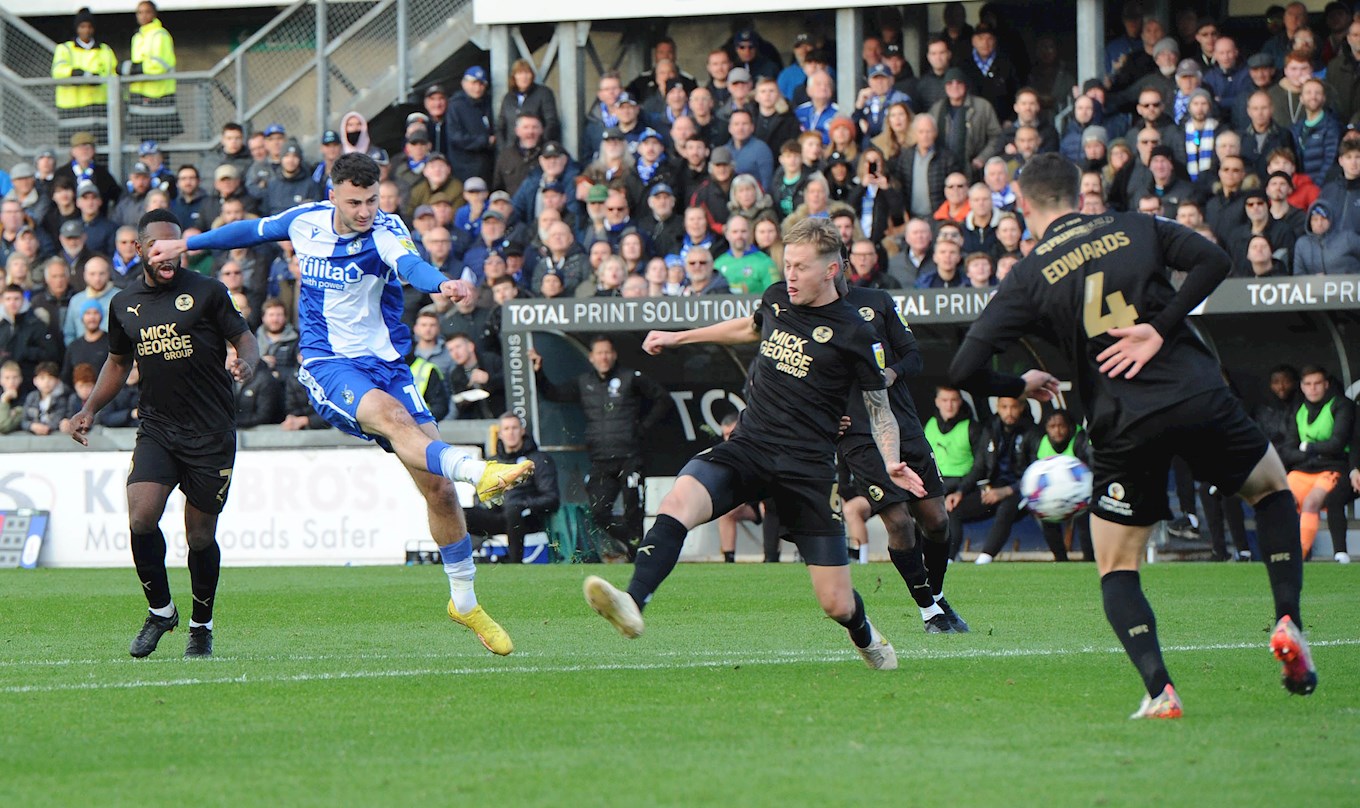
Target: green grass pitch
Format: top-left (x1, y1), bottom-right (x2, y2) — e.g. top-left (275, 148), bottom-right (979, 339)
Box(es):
top-left (1, 562), bottom-right (1356, 806)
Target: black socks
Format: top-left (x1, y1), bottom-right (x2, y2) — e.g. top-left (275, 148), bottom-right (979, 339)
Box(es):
top-left (723, 550), bottom-right (735, 563)
top-left (627, 514), bottom-right (688, 610)
top-left (130, 528), bottom-right (172, 611)
top-left (1252, 489), bottom-right (1304, 626)
top-left (1101, 570), bottom-right (1172, 697)
top-left (187, 540), bottom-right (222, 625)
top-left (888, 547), bottom-right (937, 608)
top-left (836, 590), bottom-right (874, 648)
top-left (921, 532), bottom-right (951, 597)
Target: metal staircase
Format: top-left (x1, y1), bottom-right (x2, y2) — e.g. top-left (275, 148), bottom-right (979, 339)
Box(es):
top-left (0, 0), bottom-right (478, 176)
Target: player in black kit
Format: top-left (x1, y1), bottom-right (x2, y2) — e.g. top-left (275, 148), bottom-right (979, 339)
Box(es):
top-left (70, 209), bottom-right (259, 659)
top-left (838, 283), bottom-right (967, 633)
top-left (582, 219), bottom-right (925, 669)
top-left (948, 154), bottom-right (1314, 718)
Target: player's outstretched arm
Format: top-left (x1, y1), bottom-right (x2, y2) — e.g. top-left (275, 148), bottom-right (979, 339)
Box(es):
top-left (70, 352), bottom-right (133, 446)
top-left (1151, 217), bottom-right (1232, 337)
top-left (863, 388), bottom-right (926, 497)
top-left (151, 218), bottom-right (283, 263)
top-left (643, 316), bottom-right (760, 355)
top-left (947, 337), bottom-right (1029, 397)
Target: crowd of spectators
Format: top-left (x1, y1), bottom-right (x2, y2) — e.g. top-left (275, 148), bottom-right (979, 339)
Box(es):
top-left (5, 2), bottom-right (1360, 438)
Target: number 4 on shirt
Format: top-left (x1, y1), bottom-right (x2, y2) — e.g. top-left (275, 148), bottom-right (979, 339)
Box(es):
top-left (1083, 271), bottom-right (1139, 337)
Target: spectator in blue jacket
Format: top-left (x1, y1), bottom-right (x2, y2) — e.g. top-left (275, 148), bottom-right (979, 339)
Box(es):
top-left (447, 66), bottom-right (496, 183)
top-left (510, 141), bottom-right (580, 225)
top-left (1292, 78), bottom-right (1342, 178)
top-left (1294, 201), bottom-right (1360, 275)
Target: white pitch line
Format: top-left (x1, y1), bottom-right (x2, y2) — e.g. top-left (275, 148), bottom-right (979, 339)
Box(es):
top-left (2, 638), bottom-right (1358, 669)
top-left (1, 638), bottom-right (1356, 695)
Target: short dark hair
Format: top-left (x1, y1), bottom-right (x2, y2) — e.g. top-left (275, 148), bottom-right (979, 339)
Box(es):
top-left (330, 152), bottom-right (381, 189)
top-left (177, 164), bottom-right (199, 178)
top-left (1016, 153), bottom-right (1080, 211)
top-left (2, 283), bottom-right (23, 296)
top-left (137, 208), bottom-right (182, 241)
top-left (1341, 139), bottom-right (1360, 156)
top-left (720, 412), bottom-right (740, 427)
top-left (222, 122), bottom-right (244, 134)
top-left (1269, 364), bottom-right (1299, 381)
top-left (588, 334), bottom-right (614, 351)
top-left (34, 361), bottom-right (60, 379)
top-left (728, 108), bottom-right (753, 123)
top-left (1299, 364), bottom-right (1329, 380)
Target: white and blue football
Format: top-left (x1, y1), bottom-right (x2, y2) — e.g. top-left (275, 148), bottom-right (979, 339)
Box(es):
top-left (1020, 455), bottom-right (1093, 523)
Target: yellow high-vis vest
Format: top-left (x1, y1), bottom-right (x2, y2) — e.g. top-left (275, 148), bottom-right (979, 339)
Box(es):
top-left (129, 19), bottom-right (176, 98)
top-left (51, 40), bottom-right (117, 109)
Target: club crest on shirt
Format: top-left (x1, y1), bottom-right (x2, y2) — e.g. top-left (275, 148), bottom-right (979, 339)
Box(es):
top-left (342, 386), bottom-right (355, 405)
top-left (858, 306), bottom-right (875, 321)
top-left (346, 237), bottom-right (363, 255)
top-left (812, 326), bottom-right (833, 343)
top-left (174, 294), bottom-right (193, 311)
top-left (869, 485), bottom-right (884, 501)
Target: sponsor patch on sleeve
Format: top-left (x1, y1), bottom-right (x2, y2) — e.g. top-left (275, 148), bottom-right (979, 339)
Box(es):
top-left (872, 342), bottom-right (886, 369)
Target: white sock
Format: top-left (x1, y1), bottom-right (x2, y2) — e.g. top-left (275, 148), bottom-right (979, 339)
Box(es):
top-left (857, 544), bottom-right (869, 563)
top-left (920, 603), bottom-right (944, 620)
top-left (445, 558), bottom-right (478, 613)
top-left (189, 619), bottom-right (214, 630)
top-left (974, 553), bottom-right (993, 565)
top-left (442, 447), bottom-right (487, 485)
top-left (150, 602), bottom-right (176, 619)
top-left (1187, 513), bottom-right (1199, 529)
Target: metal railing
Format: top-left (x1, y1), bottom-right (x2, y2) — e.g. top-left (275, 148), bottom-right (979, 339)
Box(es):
top-left (0, 0), bottom-right (474, 178)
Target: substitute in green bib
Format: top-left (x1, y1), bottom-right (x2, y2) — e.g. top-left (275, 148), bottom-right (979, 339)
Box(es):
top-left (1021, 408), bottom-right (1091, 561)
top-left (1279, 366), bottom-right (1355, 559)
top-left (51, 9), bottom-right (118, 145)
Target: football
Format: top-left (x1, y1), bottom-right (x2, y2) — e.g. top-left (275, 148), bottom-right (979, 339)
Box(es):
top-left (1020, 455), bottom-right (1093, 523)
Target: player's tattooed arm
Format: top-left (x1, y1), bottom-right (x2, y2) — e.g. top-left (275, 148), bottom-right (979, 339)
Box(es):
top-left (864, 386), bottom-right (930, 495)
top-left (864, 388), bottom-right (926, 496)
top-left (863, 389), bottom-right (900, 466)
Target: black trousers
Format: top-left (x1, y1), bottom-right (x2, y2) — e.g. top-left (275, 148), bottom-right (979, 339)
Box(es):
top-left (949, 488), bottom-right (1024, 558)
top-left (1040, 511), bottom-right (1090, 561)
top-left (1200, 482), bottom-right (1248, 558)
top-left (1324, 481), bottom-right (1356, 554)
top-left (587, 457), bottom-right (645, 554)
top-left (465, 503), bottom-right (536, 563)
top-left (1171, 455), bottom-right (1197, 519)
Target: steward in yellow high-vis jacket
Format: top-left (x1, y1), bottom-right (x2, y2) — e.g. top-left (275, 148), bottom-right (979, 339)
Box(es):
top-left (51, 8), bottom-right (117, 142)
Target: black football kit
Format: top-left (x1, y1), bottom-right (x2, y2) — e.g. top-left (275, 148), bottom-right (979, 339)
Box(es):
top-left (108, 270), bottom-right (247, 515)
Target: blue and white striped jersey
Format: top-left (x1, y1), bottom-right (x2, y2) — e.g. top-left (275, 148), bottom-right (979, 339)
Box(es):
top-left (253, 202), bottom-right (424, 361)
